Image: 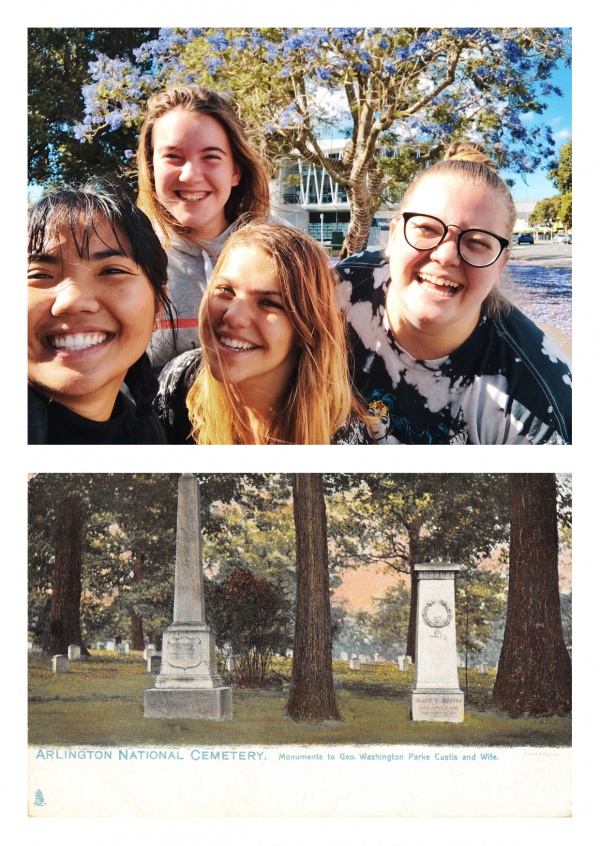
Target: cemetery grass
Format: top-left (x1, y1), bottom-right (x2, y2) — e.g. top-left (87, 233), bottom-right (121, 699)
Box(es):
top-left (28, 654), bottom-right (571, 748)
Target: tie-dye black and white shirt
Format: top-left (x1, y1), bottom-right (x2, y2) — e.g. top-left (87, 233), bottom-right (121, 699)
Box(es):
top-left (336, 250), bottom-right (572, 445)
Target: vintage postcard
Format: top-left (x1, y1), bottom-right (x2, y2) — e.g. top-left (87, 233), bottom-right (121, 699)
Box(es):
top-left (27, 472), bottom-right (572, 817)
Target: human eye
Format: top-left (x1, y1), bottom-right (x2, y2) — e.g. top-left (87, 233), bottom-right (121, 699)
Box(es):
top-left (260, 297), bottom-right (284, 310)
top-left (463, 231), bottom-right (496, 252)
top-left (410, 217), bottom-right (442, 238)
top-left (27, 264), bottom-right (55, 284)
top-left (99, 264), bottom-right (133, 277)
top-left (214, 284), bottom-right (235, 297)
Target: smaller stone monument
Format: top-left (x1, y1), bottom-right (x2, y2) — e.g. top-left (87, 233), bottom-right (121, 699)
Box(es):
top-left (410, 562), bottom-right (464, 722)
top-left (67, 645), bottom-right (81, 661)
top-left (147, 654), bottom-right (161, 674)
top-left (348, 658), bottom-right (361, 670)
top-left (52, 655), bottom-right (69, 674)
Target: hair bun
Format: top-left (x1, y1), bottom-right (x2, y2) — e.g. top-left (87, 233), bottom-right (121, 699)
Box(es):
top-left (443, 141), bottom-right (497, 171)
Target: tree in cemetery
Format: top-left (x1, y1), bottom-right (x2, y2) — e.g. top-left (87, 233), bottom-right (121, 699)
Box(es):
top-left (43, 493), bottom-right (89, 656)
top-left (206, 568), bottom-right (292, 687)
top-left (492, 474), bottom-right (571, 717)
top-left (455, 565), bottom-right (507, 671)
top-left (72, 27), bottom-right (570, 257)
top-left (287, 474), bottom-right (341, 722)
top-left (28, 28), bottom-right (159, 188)
top-left (326, 473), bottom-right (510, 659)
top-left (28, 474), bottom-right (240, 649)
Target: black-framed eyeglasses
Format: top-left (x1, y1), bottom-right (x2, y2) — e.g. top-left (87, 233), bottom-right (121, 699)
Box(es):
top-left (402, 212), bottom-right (509, 268)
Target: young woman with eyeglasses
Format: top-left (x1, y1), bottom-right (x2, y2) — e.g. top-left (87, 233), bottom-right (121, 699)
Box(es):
top-left (336, 142), bottom-right (572, 444)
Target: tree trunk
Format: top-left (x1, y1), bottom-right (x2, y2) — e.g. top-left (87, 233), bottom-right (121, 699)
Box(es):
top-left (405, 526), bottom-right (420, 660)
top-left (287, 474), bottom-right (341, 722)
top-left (338, 171), bottom-right (380, 261)
top-left (492, 474), bottom-right (571, 716)
top-left (130, 550), bottom-right (145, 650)
top-left (43, 495), bottom-right (89, 656)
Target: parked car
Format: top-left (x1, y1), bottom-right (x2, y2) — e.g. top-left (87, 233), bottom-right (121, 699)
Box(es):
top-left (517, 232), bottom-right (534, 245)
top-left (553, 233), bottom-right (571, 244)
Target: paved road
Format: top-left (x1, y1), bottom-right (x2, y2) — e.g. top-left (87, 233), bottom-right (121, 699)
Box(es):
top-left (510, 242), bottom-right (571, 265)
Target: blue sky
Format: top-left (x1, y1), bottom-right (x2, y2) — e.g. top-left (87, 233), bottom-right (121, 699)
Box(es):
top-left (503, 60), bottom-right (572, 201)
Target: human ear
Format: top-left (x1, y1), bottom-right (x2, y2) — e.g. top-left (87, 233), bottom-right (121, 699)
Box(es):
top-left (231, 160), bottom-right (242, 188)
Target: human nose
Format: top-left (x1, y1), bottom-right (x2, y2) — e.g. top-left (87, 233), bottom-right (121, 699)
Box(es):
top-left (179, 158), bottom-right (204, 183)
top-left (222, 296), bottom-right (252, 327)
top-left (51, 278), bottom-right (100, 316)
top-left (430, 227), bottom-right (462, 266)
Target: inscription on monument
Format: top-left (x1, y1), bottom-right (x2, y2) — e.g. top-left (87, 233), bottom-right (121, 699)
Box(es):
top-left (165, 636), bottom-right (203, 672)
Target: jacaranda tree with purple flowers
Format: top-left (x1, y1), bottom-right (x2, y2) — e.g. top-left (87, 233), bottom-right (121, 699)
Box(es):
top-left (72, 27), bottom-right (570, 257)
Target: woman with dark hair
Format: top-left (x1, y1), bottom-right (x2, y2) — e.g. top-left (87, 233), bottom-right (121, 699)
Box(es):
top-left (337, 142), bottom-right (572, 444)
top-left (137, 84), bottom-right (272, 368)
top-left (28, 186), bottom-right (174, 444)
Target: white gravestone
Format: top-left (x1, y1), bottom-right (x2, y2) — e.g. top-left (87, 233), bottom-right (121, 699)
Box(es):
top-left (52, 655), bottom-right (69, 673)
top-left (348, 658), bottom-right (361, 670)
top-left (67, 644), bottom-right (81, 661)
top-left (143, 645), bottom-right (156, 661)
top-left (106, 640), bottom-right (116, 651)
top-left (410, 563), bottom-right (464, 723)
top-left (144, 474), bottom-right (232, 720)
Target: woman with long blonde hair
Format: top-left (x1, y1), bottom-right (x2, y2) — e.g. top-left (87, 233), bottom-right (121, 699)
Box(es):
top-left (155, 222), bottom-right (368, 444)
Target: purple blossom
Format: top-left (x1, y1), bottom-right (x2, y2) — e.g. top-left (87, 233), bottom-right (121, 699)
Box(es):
top-left (316, 67), bottom-right (332, 81)
top-left (332, 28), bottom-right (359, 42)
top-left (206, 31), bottom-right (230, 52)
top-left (124, 149), bottom-right (134, 159)
top-left (355, 61), bottom-right (371, 74)
top-left (205, 56), bottom-right (225, 76)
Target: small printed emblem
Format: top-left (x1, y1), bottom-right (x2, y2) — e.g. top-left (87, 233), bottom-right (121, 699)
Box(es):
top-left (33, 789), bottom-right (46, 807)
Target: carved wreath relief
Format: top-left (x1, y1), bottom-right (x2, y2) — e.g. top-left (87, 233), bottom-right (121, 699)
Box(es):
top-left (422, 599), bottom-right (453, 638)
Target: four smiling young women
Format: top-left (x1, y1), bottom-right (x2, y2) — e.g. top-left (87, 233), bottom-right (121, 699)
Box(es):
top-left (27, 88), bottom-right (572, 445)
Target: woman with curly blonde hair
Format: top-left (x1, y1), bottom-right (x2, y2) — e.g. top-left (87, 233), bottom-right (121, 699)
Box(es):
top-left (155, 223), bottom-right (368, 444)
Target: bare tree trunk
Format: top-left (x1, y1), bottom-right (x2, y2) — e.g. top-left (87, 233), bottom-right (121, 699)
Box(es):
top-left (338, 171), bottom-right (381, 260)
top-left (492, 474), bottom-right (571, 716)
top-left (287, 474), bottom-right (341, 722)
top-left (404, 523), bottom-right (422, 660)
top-left (44, 495), bottom-right (89, 656)
top-left (130, 550), bottom-right (145, 651)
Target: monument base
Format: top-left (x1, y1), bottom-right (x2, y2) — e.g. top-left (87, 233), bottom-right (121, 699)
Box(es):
top-left (143, 686), bottom-right (233, 720)
top-left (410, 689), bottom-right (464, 722)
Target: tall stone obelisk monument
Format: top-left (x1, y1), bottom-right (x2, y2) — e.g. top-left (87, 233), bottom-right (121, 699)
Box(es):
top-left (143, 474), bottom-right (232, 719)
top-left (410, 562), bottom-right (464, 722)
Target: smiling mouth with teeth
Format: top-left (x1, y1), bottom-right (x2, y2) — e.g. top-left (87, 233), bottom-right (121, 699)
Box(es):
top-left (177, 191), bottom-right (210, 201)
top-left (218, 335), bottom-right (260, 352)
top-left (417, 272), bottom-right (462, 294)
top-left (47, 332), bottom-right (110, 351)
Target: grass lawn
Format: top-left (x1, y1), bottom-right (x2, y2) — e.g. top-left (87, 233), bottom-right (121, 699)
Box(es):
top-left (28, 653), bottom-right (571, 748)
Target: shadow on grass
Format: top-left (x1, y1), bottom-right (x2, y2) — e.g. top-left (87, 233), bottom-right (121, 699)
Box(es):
top-left (28, 653), bottom-right (571, 748)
